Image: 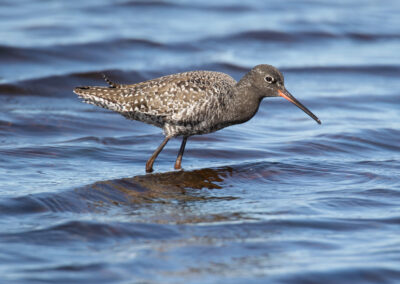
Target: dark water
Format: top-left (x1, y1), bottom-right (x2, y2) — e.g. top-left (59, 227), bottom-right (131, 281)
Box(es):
top-left (1, 0), bottom-right (400, 283)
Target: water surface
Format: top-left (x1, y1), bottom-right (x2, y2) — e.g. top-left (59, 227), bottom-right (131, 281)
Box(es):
top-left (1, 0), bottom-right (400, 283)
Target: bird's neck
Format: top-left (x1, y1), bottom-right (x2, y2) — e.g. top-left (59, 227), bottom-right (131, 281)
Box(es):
top-left (224, 82), bottom-right (262, 124)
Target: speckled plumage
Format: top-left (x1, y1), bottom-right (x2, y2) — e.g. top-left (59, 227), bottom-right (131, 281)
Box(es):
top-left (74, 64), bottom-right (321, 172)
top-left (75, 71), bottom-right (237, 137)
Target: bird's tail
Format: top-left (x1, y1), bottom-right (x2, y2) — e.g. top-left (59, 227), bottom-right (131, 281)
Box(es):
top-left (73, 86), bottom-right (127, 112)
top-left (74, 74), bottom-right (129, 112)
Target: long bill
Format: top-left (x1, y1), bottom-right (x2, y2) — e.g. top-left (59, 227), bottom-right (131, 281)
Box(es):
top-left (277, 89), bottom-right (321, 124)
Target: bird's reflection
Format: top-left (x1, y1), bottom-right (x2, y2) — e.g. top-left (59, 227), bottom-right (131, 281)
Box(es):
top-left (76, 166), bottom-right (245, 224)
top-left (86, 166), bottom-right (237, 205)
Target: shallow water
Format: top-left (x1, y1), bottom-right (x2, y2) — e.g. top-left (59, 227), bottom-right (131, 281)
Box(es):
top-left (1, 0), bottom-right (400, 283)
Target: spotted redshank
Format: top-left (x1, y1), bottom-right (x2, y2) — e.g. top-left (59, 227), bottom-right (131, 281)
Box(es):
top-left (74, 65), bottom-right (321, 172)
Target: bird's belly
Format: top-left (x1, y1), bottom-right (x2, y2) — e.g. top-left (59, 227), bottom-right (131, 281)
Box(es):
top-left (122, 112), bottom-right (165, 128)
top-left (163, 120), bottom-right (233, 137)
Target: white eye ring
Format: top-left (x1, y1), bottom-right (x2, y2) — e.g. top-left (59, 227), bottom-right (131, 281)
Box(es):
top-left (265, 76), bottom-right (273, 83)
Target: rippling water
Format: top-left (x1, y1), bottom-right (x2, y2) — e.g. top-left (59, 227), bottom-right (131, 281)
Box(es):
top-left (1, 0), bottom-right (400, 283)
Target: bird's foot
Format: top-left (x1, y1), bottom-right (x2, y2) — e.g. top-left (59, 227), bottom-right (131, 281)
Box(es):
top-left (145, 162), bottom-right (154, 173)
top-left (174, 161), bottom-right (182, 170)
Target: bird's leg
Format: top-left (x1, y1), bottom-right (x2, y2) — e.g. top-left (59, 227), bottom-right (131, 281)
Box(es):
top-left (146, 137), bottom-right (170, 173)
top-left (174, 136), bottom-right (188, 170)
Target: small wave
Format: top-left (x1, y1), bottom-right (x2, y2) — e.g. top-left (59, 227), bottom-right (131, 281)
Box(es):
top-left (0, 36), bottom-right (195, 63)
top-left (358, 188), bottom-right (400, 198)
top-left (0, 38), bottom-right (163, 68)
top-left (117, 0), bottom-right (176, 8)
top-left (207, 29), bottom-right (400, 44)
top-left (278, 267), bottom-right (400, 284)
top-left (117, 0), bottom-right (253, 12)
top-left (282, 64), bottom-right (400, 76)
top-left (316, 128), bottom-right (400, 153)
top-left (313, 196), bottom-right (395, 211)
top-left (0, 83), bottom-right (28, 96)
top-left (0, 69), bottom-right (148, 97)
top-left (1, 221), bottom-right (180, 245)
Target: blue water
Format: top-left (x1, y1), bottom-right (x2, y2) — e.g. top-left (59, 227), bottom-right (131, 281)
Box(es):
top-left (1, 0), bottom-right (400, 283)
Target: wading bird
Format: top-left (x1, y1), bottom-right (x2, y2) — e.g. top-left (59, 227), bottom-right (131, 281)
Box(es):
top-left (74, 65), bottom-right (321, 172)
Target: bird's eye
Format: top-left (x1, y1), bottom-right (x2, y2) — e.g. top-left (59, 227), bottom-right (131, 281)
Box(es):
top-left (265, 76), bottom-right (273, 83)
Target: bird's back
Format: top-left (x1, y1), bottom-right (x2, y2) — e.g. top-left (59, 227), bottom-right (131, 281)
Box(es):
top-left (74, 71), bottom-right (237, 135)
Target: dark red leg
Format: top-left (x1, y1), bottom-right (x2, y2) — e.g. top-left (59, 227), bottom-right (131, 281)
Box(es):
top-left (146, 137), bottom-right (170, 172)
top-left (174, 136), bottom-right (188, 170)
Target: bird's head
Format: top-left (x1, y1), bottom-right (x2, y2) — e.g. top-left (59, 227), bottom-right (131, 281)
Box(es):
top-left (246, 64), bottom-right (321, 124)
